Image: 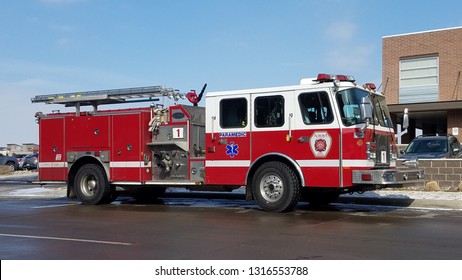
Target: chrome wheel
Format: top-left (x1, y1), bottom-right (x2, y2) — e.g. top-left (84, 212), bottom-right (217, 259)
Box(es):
top-left (80, 174), bottom-right (98, 197)
top-left (259, 174), bottom-right (284, 203)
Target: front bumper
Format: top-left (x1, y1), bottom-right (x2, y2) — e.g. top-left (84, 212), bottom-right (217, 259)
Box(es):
top-left (352, 168), bottom-right (424, 185)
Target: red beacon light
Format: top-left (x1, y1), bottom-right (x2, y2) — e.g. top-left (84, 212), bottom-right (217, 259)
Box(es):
top-left (337, 75), bottom-right (355, 82)
top-left (363, 83), bottom-right (377, 91)
top-left (316, 73), bottom-right (336, 82)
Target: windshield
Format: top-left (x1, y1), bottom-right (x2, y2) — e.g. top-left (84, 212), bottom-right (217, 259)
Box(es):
top-left (405, 139), bottom-right (448, 154)
top-left (336, 88), bottom-right (393, 128)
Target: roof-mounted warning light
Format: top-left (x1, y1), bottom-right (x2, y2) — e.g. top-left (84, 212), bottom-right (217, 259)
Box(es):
top-left (336, 74), bottom-right (355, 82)
top-left (315, 73), bottom-right (355, 83)
top-left (363, 83), bottom-right (377, 91)
top-left (316, 73), bottom-right (336, 82)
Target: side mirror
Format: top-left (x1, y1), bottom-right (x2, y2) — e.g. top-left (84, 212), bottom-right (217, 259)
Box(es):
top-left (402, 108), bottom-right (409, 130)
top-left (360, 96), bottom-right (373, 121)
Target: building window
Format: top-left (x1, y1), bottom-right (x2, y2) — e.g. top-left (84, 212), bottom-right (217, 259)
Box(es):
top-left (399, 56), bottom-right (439, 103)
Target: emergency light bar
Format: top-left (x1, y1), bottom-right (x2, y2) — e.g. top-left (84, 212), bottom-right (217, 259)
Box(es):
top-left (315, 73), bottom-right (355, 83)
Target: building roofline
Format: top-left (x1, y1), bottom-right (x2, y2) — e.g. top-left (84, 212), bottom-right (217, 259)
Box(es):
top-left (383, 26), bottom-right (462, 39)
top-left (388, 100), bottom-right (462, 113)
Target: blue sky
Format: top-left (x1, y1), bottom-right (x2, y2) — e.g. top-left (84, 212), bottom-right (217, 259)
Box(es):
top-left (1, 0), bottom-right (462, 147)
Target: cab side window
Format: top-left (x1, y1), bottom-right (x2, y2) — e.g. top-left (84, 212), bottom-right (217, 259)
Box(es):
top-left (254, 96), bottom-right (284, 127)
top-left (298, 92), bottom-right (333, 124)
top-left (220, 98), bottom-right (247, 128)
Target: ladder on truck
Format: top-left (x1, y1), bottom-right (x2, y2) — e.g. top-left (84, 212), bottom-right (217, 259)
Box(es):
top-left (31, 85), bottom-right (184, 115)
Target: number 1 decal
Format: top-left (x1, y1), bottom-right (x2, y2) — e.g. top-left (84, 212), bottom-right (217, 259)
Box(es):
top-left (173, 127), bottom-right (184, 139)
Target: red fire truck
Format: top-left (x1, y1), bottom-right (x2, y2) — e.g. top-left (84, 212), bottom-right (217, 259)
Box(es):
top-left (32, 74), bottom-right (423, 212)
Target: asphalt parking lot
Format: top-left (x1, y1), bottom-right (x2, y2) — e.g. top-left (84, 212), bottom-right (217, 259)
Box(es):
top-left (1, 171), bottom-right (462, 210)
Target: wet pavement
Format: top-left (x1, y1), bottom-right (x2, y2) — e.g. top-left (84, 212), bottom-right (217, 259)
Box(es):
top-left (1, 171), bottom-right (462, 210)
top-left (2, 172), bottom-right (462, 259)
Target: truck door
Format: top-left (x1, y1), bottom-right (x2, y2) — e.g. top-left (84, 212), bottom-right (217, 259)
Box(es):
top-left (251, 93), bottom-right (291, 160)
top-left (294, 90), bottom-right (341, 187)
top-left (205, 95), bottom-right (250, 185)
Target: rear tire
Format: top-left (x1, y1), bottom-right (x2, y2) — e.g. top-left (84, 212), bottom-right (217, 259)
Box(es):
top-left (252, 161), bottom-right (300, 212)
top-left (75, 164), bottom-right (113, 205)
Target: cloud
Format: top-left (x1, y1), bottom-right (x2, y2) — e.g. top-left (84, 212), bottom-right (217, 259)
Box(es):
top-left (53, 24), bottom-right (75, 32)
top-left (56, 37), bottom-right (73, 47)
top-left (48, 24), bottom-right (77, 48)
top-left (325, 20), bottom-right (358, 41)
top-left (325, 44), bottom-right (375, 73)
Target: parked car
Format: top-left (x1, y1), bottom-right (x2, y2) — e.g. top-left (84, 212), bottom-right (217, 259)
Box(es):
top-left (22, 153), bottom-right (39, 170)
top-left (399, 134), bottom-right (462, 161)
top-left (13, 154), bottom-right (27, 169)
top-left (0, 154), bottom-right (19, 172)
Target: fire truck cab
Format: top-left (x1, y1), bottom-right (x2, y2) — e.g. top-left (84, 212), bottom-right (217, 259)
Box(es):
top-left (32, 74), bottom-right (423, 212)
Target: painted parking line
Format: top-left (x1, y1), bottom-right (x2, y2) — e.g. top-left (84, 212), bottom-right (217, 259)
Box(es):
top-left (0, 233), bottom-right (134, 246)
top-left (32, 203), bottom-right (80, 209)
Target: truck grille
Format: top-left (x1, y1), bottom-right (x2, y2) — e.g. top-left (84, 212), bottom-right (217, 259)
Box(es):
top-left (375, 134), bottom-right (390, 166)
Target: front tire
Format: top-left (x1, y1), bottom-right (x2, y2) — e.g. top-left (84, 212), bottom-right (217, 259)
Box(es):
top-left (252, 161), bottom-right (300, 212)
top-left (75, 164), bottom-right (113, 205)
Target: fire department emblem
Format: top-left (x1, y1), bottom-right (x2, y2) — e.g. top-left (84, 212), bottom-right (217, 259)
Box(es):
top-left (310, 131), bottom-right (332, 158)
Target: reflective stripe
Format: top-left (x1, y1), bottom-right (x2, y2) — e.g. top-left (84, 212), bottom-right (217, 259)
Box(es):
top-left (39, 162), bottom-right (68, 168)
top-left (39, 162), bottom-right (151, 168)
top-left (205, 160), bottom-right (251, 167)
top-left (296, 160), bottom-right (340, 167)
top-left (110, 162), bottom-right (151, 168)
top-left (206, 159), bottom-right (376, 168)
top-left (39, 160), bottom-right (376, 169)
top-left (297, 160), bottom-right (375, 168)
top-left (342, 160), bottom-right (376, 167)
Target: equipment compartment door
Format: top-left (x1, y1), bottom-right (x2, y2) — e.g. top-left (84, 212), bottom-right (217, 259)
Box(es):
top-left (39, 117), bottom-right (66, 181)
top-left (111, 113), bottom-right (142, 181)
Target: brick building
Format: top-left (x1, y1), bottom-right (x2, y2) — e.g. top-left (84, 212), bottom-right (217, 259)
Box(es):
top-left (382, 26), bottom-right (462, 143)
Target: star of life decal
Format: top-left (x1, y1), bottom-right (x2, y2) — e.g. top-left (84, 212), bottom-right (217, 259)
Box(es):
top-left (226, 142), bottom-right (239, 158)
top-left (310, 131), bottom-right (332, 158)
